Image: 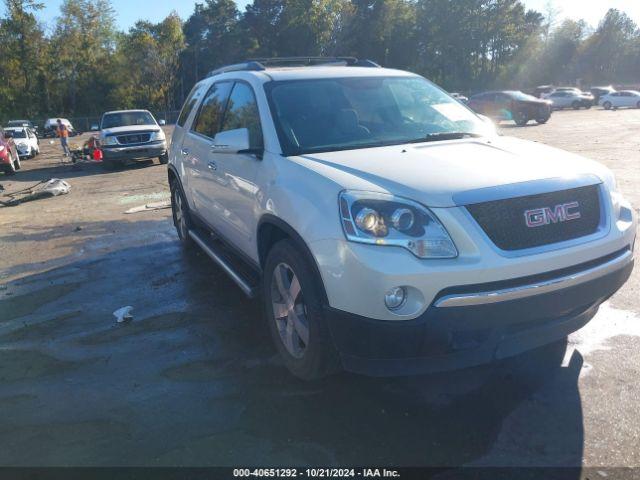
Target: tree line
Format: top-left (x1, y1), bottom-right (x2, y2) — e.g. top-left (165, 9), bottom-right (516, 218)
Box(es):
top-left (1, 0), bottom-right (639, 121)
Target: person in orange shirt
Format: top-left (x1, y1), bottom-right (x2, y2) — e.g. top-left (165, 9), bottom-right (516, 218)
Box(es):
top-left (56, 119), bottom-right (70, 157)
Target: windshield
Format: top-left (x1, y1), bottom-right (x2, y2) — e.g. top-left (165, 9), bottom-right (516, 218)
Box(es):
top-left (9, 130), bottom-right (27, 138)
top-left (7, 121), bottom-right (29, 127)
top-left (101, 111), bottom-right (156, 129)
top-left (265, 76), bottom-right (492, 155)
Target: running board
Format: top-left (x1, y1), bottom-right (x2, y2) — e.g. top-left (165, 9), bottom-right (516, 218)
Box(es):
top-left (188, 229), bottom-right (259, 298)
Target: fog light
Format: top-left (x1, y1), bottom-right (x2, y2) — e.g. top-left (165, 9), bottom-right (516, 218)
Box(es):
top-left (385, 287), bottom-right (407, 311)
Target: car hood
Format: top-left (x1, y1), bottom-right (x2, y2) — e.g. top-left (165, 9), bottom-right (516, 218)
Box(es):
top-left (101, 125), bottom-right (160, 136)
top-left (291, 136), bottom-right (612, 208)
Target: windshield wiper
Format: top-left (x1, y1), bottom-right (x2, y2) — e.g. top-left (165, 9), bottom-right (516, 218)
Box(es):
top-left (418, 132), bottom-right (482, 142)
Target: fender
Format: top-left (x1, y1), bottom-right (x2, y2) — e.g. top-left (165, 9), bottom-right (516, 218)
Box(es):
top-left (258, 213), bottom-right (329, 306)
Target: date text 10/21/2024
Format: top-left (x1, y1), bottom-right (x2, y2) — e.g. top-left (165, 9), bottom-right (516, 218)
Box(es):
top-left (233, 469), bottom-right (401, 478)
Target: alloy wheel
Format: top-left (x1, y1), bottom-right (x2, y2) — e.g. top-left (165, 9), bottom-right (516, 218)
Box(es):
top-left (271, 262), bottom-right (309, 359)
top-left (173, 190), bottom-right (188, 239)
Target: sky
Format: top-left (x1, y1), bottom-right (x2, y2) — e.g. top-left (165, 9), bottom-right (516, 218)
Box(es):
top-left (10, 0), bottom-right (640, 32)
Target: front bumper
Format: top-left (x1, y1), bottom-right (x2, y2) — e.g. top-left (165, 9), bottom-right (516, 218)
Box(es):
top-left (16, 145), bottom-right (31, 157)
top-left (102, 141), bottom-right (167, 162)
top-left (327, 248), bottom-right (634, 376)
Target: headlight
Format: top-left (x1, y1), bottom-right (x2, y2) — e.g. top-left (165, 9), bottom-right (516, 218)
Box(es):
top-left (339, 191), bottom-right (458, 259)
top-left (150, 130), bottom-right (166, 141)
top-left (101, 136), bottom-right (118, 146)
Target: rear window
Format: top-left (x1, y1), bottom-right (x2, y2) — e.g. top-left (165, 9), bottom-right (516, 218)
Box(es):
top-left (177, 83), bottom-right (208, 128)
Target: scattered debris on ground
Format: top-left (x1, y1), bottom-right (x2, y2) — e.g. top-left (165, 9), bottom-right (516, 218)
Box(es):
top-left (124, 200), bottom-right (171, 214)
top-left (113, 306), bottom-right (134, 324)
top-left (0, 179), bottom-right (70, 207)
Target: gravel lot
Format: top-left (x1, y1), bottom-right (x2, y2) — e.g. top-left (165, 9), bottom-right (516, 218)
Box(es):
top-left (0, 109), bottom-right (638, 469)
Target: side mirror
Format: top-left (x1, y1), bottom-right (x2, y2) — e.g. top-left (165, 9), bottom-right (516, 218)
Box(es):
top-left (158, 119), bottom-right (167, 126)
top-left (211, 128), bottom-right (253, 154)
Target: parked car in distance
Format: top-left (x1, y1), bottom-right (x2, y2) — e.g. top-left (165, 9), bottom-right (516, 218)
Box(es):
top-left (43, 118), bottom-right (77, 138)
top-left (533, 85), bottom-right (555, 98)
top-left (468, 90), bottom-right (552, 126)
top-left (547, 90), bottom-right (594, 110)
top-left (4, 127), bottom-right (40, 158)
top-left (6, 120), bottom-right (38, 136)
top-left (450, 92), bottom-right (468, 103)
top-left (90, 124), bottom-right (100, 131)
top-left (599, 90), bottom-right (640, 110)
top-left (0, 128), bottom-right (21, 175)
top-left (168, 58), bottom-right (636, 380)
top-left (590, 86), bottom-right (616, 106)
top-left (98, 109), bottom-right (168, 169)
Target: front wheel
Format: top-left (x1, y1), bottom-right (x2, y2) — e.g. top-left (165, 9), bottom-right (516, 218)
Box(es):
top-left (170, 179), bottom-right (194, 249)
top-left (158, 153), bottom-right (169, 165)
top-left (263, 239), bottom-right (339, 381)
top-left (603, 101), bottom-right (612, 110)
top-left (514, 110), bottom-right (529, 126)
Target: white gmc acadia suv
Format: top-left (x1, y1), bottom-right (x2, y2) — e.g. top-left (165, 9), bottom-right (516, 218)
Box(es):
top-left (168, 58), bottom-right (636, 380)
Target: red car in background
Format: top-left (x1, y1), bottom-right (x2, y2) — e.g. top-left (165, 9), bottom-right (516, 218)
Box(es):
top-left (0, 128), bottom-right (21, 175)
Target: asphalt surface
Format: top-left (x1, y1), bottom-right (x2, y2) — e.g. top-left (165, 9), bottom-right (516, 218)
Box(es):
top-left (0, 110), bottom-right (639, 470)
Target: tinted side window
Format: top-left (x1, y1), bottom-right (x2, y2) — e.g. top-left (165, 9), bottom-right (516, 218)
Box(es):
top-left (177, 83), bottom-right (208, 128)
top-left (220, 82), bottom-right (263, 149)
top-left (192, 82), bottom-right (233, 138)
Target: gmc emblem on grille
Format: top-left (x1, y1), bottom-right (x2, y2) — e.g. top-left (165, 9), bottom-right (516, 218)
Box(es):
top-left (524, 201), bottom-right (581, 228)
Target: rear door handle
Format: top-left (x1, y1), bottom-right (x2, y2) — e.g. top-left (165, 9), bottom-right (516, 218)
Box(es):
top-left (208, 161), bottom-right (218, 171)
top-left (181, 148), bottom-right (190, 156)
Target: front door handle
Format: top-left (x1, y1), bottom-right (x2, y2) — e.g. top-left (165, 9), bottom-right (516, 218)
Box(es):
top-left (181, 148), bottom-right (190, 156)
top-left (208, 161), bottom-right (218, 171)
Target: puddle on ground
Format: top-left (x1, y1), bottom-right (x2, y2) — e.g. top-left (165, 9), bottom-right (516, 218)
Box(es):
top-left (0, 310), bottom-right (82, 342)
top-left (0, 394), bottom-right (38, 409)
top-left (0, 282), bottom-right (81, 322)
top-left (0, 349), bottom-right (79, 382)
top-left (162, 356), bottom-right (278, 382)
top-left (78, 312), bottom-right (198, 345)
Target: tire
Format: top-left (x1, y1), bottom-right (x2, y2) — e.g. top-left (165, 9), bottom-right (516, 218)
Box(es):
top-left (263, 239), bottom-right (340, 381)
top-left (571, 101), bottom-right (581, 110)
top-left (514, 110), bottom-right (529, 126)
top-left (102, 160), bottom-right (120, 170)
top-left (3, 158), bottom-right (16, 175)
top-left (13, 150), bottom-right (21, 170)
top-left (159, 153), bottom-right (169, 165)
top-left (603, 101), bottom-right (612, 110)
top-left (170, 178), bottom-right (194, 248)
top-left (636, 101), bottom-right (640, 109)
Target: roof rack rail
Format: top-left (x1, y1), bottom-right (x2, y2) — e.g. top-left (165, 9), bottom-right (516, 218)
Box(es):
top-left (248, 56), bottom-right (380, 68)
top-left (207, 61), bottom-right (266, 78)
top-left (207, 57), bottom-right (380, 77)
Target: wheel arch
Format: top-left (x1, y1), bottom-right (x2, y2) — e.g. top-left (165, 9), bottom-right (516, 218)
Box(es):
top-left (257, 214), bottom-right (329, 306)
